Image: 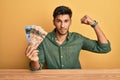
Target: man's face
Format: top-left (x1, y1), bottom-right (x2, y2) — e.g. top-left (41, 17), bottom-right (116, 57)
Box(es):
top-left (53, 14), bottom-right (71, 35)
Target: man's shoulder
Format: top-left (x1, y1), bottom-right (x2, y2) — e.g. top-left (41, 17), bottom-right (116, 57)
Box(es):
top-left (46, 31), bottom-right (54, 37)
top-left (67, 32), bottom-right (85, 41)
top-left (70, 32), bottom-right (83, 37)
top-left (43, 31), bottom-right (54, 40)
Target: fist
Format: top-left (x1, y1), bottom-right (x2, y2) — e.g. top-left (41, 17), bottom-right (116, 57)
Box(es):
top-left (25, 45), bottom-right (39, 61)
top-left (81, 15), bottom-right (95, 25)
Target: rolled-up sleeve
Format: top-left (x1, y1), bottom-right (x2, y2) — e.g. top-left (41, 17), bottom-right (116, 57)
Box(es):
top-left (82, 37), bottom-right (111, 53)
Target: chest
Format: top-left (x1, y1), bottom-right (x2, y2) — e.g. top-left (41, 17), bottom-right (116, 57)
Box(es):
top-left (43, 39), bottom-right (83, 56)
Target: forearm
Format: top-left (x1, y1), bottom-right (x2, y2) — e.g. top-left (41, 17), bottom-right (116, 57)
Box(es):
top-left (93, 25), bottom-right (108, 44)
top-left (31, 61), bottom-right (40, 69)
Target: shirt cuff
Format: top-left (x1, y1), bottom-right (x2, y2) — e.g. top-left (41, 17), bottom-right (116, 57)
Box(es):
top-left (98, 40), bottom-right (110, 46)
top-left (98, 40), bottom-right (111, 52)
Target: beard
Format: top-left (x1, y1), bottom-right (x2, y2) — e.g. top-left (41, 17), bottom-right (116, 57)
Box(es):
top-left (56, 27), bottom-right (68, 35)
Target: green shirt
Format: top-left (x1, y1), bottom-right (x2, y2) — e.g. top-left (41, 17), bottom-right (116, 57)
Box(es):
top-left (30, 29), bottom-right (111, 70)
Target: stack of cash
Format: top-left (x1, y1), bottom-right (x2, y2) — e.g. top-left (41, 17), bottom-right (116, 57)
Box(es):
top-left (25, 25), bottom-right (47, 47)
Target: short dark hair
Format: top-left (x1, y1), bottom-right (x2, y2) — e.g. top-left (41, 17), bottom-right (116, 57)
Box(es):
top-left (53, 6), bottom-right (72, 19)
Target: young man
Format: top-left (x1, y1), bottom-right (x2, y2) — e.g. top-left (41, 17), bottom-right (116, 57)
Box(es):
top-left (26, 6), bottom-right (111, 70)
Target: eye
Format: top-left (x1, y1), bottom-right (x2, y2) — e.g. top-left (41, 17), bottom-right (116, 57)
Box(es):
top-left (64, 20), bottom-right (69, 23)
top-left (55, 19), bottom-right (61, 23)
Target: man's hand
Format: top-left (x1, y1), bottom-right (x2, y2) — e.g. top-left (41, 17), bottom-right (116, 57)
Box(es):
top-left (81, 15), bottom-right (95, 26)
top-left (25, 44), bottom-right (39, 62)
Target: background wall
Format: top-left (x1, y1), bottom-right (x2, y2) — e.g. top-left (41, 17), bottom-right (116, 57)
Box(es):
top-left (0, 0), bottom-right (120, 69)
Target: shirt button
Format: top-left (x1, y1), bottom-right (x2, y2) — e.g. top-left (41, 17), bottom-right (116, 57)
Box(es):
top-left (62, 65), bottom-right (64, 67)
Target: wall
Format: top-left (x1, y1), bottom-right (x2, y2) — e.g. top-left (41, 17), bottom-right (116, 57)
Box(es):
top-left (0, 0), bottom-right (120, 69)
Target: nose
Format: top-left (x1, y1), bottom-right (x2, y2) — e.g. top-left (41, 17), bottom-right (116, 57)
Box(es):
top-left (61, 22), bottom-right (65, 28)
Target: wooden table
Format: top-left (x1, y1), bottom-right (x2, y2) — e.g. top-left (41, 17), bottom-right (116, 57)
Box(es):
top-left (0, 69), bottom-right (120, 80)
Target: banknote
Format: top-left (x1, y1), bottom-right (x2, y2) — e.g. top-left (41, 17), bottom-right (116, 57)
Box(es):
top-left (25, 25), bottom-right (47, 47)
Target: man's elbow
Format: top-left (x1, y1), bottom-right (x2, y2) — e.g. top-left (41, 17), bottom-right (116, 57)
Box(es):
top-left (103, 46), bottom-right (111, 53)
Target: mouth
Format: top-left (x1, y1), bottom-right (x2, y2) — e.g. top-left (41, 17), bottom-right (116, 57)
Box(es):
top-left (60, 27), bottom-right (66, 31)
top-left (60, 28), bottom-right (66, 32)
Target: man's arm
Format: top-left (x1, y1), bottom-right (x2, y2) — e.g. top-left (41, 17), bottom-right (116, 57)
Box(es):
top-left (25, 45), bottom-right (41, 69)
top-left (93, 25), bottom-right (108, 43)
top-left (81, 15), bottom-right (108, 44)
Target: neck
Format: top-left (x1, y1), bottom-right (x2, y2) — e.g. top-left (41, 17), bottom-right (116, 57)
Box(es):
top-left (56, 32), bottom-right (68, 44)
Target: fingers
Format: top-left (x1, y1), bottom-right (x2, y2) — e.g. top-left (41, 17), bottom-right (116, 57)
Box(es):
top-left (25, 44), bottom-right (31, 55)
top-left (81, 15), bottom-right (94, 25)
top-left (25, 45), bottom-right (39, 61)
top-left (27, 50), bottom-right (39, 59)
top-left (81, 15), bottom-right (88, 24)
top-left (25, 44), bottom-right (38, 56)
top-left (27, 48), bottom-right (38, 57)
